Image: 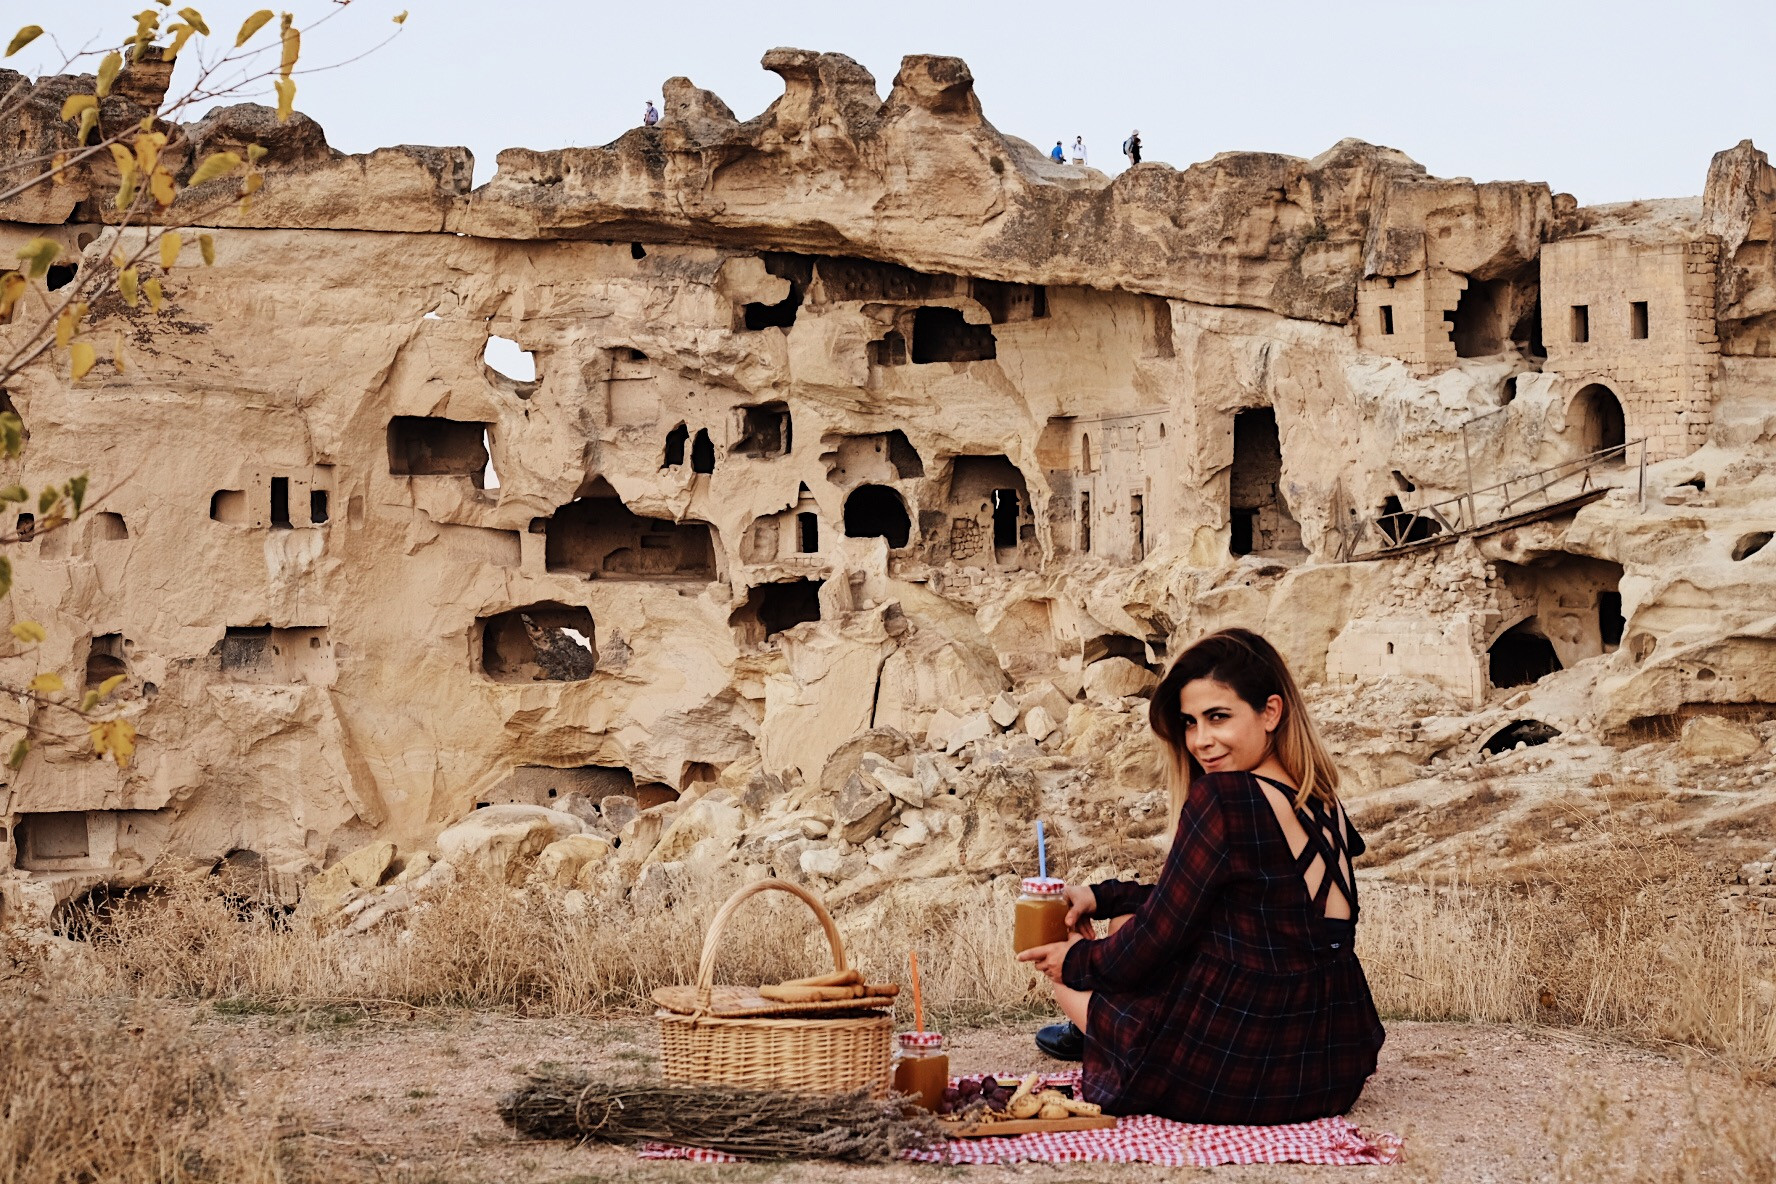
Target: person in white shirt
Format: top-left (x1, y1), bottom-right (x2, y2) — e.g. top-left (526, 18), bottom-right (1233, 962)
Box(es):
top-left (1071, 136), bottom-right (1087, 166)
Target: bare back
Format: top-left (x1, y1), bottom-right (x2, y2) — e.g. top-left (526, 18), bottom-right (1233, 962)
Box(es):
top-left (1253, 775), bottom-right (1355, 922)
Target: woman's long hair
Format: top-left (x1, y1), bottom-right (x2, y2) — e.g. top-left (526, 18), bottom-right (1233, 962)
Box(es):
top-left (1148, 627), bottom-right (1340, 819)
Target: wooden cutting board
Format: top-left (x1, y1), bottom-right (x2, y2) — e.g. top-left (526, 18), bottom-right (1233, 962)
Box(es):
top-left (938, 1115), bottom-right (1119, 1138)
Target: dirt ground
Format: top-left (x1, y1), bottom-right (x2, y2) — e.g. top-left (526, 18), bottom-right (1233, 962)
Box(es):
top-left (186, 1006), bottom-right (1749, 1184)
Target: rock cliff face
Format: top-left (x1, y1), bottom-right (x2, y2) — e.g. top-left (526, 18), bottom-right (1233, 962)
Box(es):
top-left (3, 50), bottom-right (1776, 920)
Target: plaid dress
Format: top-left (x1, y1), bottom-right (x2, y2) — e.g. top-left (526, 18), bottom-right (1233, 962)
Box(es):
top-left (1060, 771), bottom-right (1385, 1125)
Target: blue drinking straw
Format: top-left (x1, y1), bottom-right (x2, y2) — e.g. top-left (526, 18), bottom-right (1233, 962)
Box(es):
top-left (1037, 820), bottom-right (1047, 880)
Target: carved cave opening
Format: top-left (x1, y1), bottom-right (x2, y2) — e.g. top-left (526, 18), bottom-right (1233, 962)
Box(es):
top-left (388, 416), bottom-right (491, 485)
top-left (1482, 718), bottom-right (1561, 755)
top-left (663, 423), bottom-right (688, 468)
top-left (691, 429), bottom-right (716, 474)
top-left (483, 335), bottom-right (537, 383)
top-left (540, 485), bottom-right (715, 579)
top-left (214, 625), bottom-right (333, 684)
top-left (868, 329), bottom-right (908, 368)
top-left (1229, 408), bottom-right (1301, 556)
top-left (734, 402), bottom-right (792, 458)
top-left (94, 511), bottom-right (127, 540)
top-left (14, 812), bottom-right (89, 868)
top-left (1451, 265), bottom-right (1541, 359)
top-left (46, 263), bottom-right (77, 292)
top-left (480, 603), bottom-right (596, 683)
top-left (85, 633), bottom-right (126, 689)
top-left (844, 484), bottom-right (912, 548)
top-left (270, 477), bottom-right (291, 529)
top-left (1573, 383), bottom-right (1626, 461)
top-left (912, 307), bottom-right (997, 363)
top-left (1734, 531), bottom-right (1773, 561)
top-left (730, 579), bottom-right (823, 645)
top-left (970, 280), bottom-right (1048, 323)
top-left (210, 489), bottom-right (246, 524)
top-left (1488, 620), bottom-right (1562, 688)
top-left (798, 511), bottom-right (819, 553)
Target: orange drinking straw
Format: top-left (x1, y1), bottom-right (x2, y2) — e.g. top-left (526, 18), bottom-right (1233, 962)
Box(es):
top-left (910, 950), bottom-right (925, 1035)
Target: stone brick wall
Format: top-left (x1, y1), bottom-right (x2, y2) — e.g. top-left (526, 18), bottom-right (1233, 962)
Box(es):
top-left (1356, 270), bottom-right (1470, 375)
top-left (1541, 235), bottom-right (1721, 461)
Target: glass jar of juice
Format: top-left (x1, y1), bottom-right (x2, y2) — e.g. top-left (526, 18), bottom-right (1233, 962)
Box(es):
top-left (890, 1031), bottom-right (948, 1111)
top-left (1013, 876), bottom-right (1069, 953)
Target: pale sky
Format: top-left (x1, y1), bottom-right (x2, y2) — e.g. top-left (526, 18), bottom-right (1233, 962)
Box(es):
top-left (13, 0), bottom-right (1776, 206)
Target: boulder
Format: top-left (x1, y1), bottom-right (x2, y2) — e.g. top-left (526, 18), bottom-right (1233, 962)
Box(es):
top-left (435, 805), bottom-right (585, 883)
top-left (989, 692), bottom-right (1020, 728)
top-left (944, 711), bottom-right (994, 753)
top-left (1084, 657), bottom-right (1159, 701)
top-left (1024, 704), bottom-right (1059, 742)
top-left (301, 840), bottom-right (396, 915)
top-left (650, 796), bottom-right (745, 864)
top-left (914, 753), bottom-right (951, 800)
top-left (599, 794), bottom-right (641, 832)
top-left (835, 771), bottom-right (897, 843)
top-left (818, 727), bottom-right (915, 796)
top-left (1680, 715), bottom-right (1764, 762)
top-left (800, 845), bottom-right (845, 877)
top-left (872, 764), bottom-right (925, 808)
top-left (924, 707), bottom-right (961, 750)
top-left (536, 833), bottom-right (615, 889)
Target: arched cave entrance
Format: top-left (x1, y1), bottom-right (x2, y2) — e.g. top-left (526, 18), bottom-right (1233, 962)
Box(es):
top-left (1572, 384), bottom-right (1626, 463)
top-left (1488, 619), bottom-right (1562, 688)
top-left (843, 485), bottom-right (911, 547)
top-left (1229, 408), bottom-right (1301, 556)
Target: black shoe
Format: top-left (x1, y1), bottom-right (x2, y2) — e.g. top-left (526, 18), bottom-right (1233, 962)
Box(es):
top-left (1035, 1020), bottom-right (1084, 1061)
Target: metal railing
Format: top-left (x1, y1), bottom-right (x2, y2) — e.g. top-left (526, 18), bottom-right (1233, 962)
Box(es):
top-left (1351, 437), bottom-right (1646, 559)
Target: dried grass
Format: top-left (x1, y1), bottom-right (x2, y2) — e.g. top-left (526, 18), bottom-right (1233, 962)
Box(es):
top-left (33, 815), bottom-right (1776, 1081)
top-left (0, 995), bottom-right (294, 1184)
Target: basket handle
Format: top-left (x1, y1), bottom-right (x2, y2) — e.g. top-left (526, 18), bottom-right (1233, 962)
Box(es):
top-left (694, 878), bottom-right (847, 1010)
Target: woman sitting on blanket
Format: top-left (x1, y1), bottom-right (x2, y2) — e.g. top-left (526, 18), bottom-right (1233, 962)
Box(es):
top-left (1017, 628), bottom-right (1385, 1125)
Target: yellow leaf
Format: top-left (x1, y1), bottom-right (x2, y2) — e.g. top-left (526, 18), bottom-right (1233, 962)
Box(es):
top-left (0, 272), bottom-right (23, 319)
top-left (243, 172), bottom-right (264, 196)
top-left (393, 10), bottom-right (408, 23)
top-left (162, 22), bottom-right (198, 61)
top-left (144, 278), bottom-right (164, 311)
top-left (96, 51), bottom-right (122, 99)
top-left (110, 720), bottom-right (136, 767)
top-left (120, 267), bottom-right (139, 307)
top-left (139, 115), bottom-right (155, 133)
top-left (186, 150), bottom-right (241, 187)
top-left (6, 737), bottom-right (28, 771)
top-left (80, 689), bottom-right (100, 712)
top-left (133, 130), bottom-right (166, 174)
top-left (50, 151), bottom-right (66, 185)
top-left (55, 308), bottom-right (75, 348)
top-left (177, 7), bottom-right (209, 35)
top-left (159, 232), bottom-right (182, 271)
top-left (70, 342), bottom-right (96, 381)
top-left (115, 175), bottom-right (139, 211)
top-left (149, 168), bottom-right (175, 206)
top-left (273, 77), bottom-right (296, 123)
top-left (279, 15), bottom-right (299, 76)
top-left (246, 143), bottom-right (268, 165)
top-left (28, 672), bottom-right (63, 695)
top-left (4, 25), bottom-right (42, 57)
top-left (76, 107), bottom-right (98, 146)
top-left (10, 620), bottom-right (45, 644)
top-left (16, 238), bottom-right (59, 278)
top-left (111, 249), bottom-right (126, 268)
top-left (88, 721), bottom-right (107, 756)
top-left (199, 234), bottom-right (215, 266)
top-left (109, 142), bottom-right (138, 180)
top-left (60, 94), bottom-right (97, 122)
top-left (97, 673), bottom-right (128, 699)
top-left (112, 331), bottom-right (126, 374)
top-left (234, 9), bottom-right (273, 47)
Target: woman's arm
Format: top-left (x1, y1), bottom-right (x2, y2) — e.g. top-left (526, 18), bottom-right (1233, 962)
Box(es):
top-left (1088, 879), bottom-right (1152, 918)
top-left (1059, 775), bottom-right (1235, 994)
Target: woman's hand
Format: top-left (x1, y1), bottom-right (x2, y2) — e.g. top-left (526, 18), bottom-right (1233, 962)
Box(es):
top-left (1063, 884), bottom-right (1098, 935)
top-left (1016, 934), bottom-right (1083, 984)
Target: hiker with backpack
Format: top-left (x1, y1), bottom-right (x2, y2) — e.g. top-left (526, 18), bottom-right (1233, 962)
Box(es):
top-left (1122, 130), bottom-right (1142, 166)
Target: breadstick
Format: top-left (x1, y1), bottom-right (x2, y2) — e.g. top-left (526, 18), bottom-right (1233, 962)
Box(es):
top-left (784, 968), bottom-right (863, 988)
top-left (759, 984), bottom-right (857, 1002)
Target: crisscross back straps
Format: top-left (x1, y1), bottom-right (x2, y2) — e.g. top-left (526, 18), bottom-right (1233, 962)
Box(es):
top-left (1254, 774), bottom-right (1360, 924)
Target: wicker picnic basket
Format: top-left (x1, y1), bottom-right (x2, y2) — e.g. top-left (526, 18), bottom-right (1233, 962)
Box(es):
top-left (656, 878), bottom-right (893, 1094)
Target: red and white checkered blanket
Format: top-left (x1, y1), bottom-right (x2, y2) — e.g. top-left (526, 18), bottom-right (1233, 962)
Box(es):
top-left (637, 1071), bottom-right (1402, 1167)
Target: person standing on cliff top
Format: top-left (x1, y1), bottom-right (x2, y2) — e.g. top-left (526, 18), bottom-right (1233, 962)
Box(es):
top-left (1071, 136), bottom-right (1087, 166)
top-left (1051, 141), bottom-right (1066, 162)
top-left (643, 101), bottom-right (660, 128)
top-left (1123, 130), bottom-right (1142, 166)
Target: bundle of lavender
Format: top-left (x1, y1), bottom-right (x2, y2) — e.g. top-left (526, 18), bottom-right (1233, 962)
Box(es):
top-left (499, 1074), bottom-right (943, 1163)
